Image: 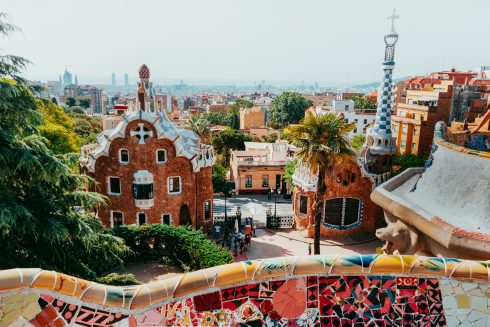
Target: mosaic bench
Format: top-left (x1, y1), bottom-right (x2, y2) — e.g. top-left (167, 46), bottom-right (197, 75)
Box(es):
top-left (0, 255), bottom-right (488, 326)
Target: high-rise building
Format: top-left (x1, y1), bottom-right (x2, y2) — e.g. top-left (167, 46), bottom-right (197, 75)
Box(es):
top-left (124, 73), bottom-right (129, 87)
top-left (62, 68), bottom-right (73, 86)
top-left (111, 73), bottom-right (116, 86)
top-left (74, 75), bottom-right (78, 86)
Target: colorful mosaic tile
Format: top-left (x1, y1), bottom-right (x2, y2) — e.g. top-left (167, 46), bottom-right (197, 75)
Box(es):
top-left (0, 256), bottom-right (488, 326)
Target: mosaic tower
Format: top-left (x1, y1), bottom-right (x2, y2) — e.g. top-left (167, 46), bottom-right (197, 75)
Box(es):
top-left (364, 10), bottom-right (399, 176)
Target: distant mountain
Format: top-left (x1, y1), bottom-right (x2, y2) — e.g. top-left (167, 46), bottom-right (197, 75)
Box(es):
top-left (350, 76), bottom-right (412, 91)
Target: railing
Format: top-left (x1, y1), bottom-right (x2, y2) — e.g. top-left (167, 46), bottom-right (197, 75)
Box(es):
top-left (266, 212), bottom-right (295, 229)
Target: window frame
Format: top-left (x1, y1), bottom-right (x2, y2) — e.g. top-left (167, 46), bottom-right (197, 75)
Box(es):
top-left (323, 197), bottom-right (363, 230)
top-left (168, 176), bottom-right (182, 195)
top-left (110, 211), bottom-right (124, 228)
top-left (203, 200), bottom-right (212, 222)
top-left (156, 149), bottom-right (167, 164)
top-left (119, 148), bottom-right (130, 164)
top-left (108, 176), bottom-right (121, 196)
top-left (298, 195), bottom-right (308, 215)
top-left (161, 213), bottom-right (172, 225)
top-left (136, 212), bottom-right (147, 226)
top-left (245, 175), bottom-right (252, 188)
top-left (262, 175), bottom-right (269, 188)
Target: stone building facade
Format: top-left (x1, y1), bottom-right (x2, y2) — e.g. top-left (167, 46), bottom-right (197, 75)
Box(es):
top-left (80, 65), bottom-right (215, 229)
top-left (292, 161), bottom-right (382, 237)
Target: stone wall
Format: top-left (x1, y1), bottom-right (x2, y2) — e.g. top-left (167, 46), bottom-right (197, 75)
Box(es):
top-left (89, 119), bottom-right (214, 228)
top-left (0, 255), bottom-right (488, 326)
top-left (293, 161), bottom-right (382, 237)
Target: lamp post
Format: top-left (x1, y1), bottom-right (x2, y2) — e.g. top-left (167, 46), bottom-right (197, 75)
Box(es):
top-left (274, 188), bottom-right (278, 219)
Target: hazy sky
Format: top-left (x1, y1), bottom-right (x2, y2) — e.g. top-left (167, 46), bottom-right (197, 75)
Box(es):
top-left (2, 0), bottom-right (489, 86)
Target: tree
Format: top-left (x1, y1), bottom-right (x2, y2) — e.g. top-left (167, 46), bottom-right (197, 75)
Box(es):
top-left (283, 158), bottom-right (298, 192)
top-left (349, 95), bottom-right (377, 109)
top-left (76, 96), bottom-right (91, 109)
top-left (66, 106), bottom-right (85, 114)
top-left (69, 113), bottom-right (102, 147)
top-left (212, 163), bottom-right (230, 194)
top-left (211, 128), bottom-right (254, 166)
top-left (65, 96), bottom-right (76, 107)
top-left (0, 14), bottom-right (128, 279)
top-left (392, 154), bottom-right (427, 176)
top-left (37, 100), bottom-right (79, 154)
top-left (350, 134), bottom-right (366, 153)
top-left (186, 114), bottom-right (211, 142)
top-left (285, 112), bottom-right (355, 254)
top-left (269, 92), bottom-right (313, 127)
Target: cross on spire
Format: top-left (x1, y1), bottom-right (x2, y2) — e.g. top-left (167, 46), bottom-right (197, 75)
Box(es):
top-left (387, 9), bottom-right (400, 33)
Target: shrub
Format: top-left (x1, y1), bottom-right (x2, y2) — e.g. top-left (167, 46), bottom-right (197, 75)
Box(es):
top-left (96, 273), bottom-right (141, 286)
top-left (109, 224), bottom-right (233, 271)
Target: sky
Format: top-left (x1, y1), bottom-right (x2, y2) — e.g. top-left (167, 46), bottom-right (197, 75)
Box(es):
top-left (2, 0), bottom-right (489, 86)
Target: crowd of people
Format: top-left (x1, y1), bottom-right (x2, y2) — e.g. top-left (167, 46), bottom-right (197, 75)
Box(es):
top-left (213, 217), bottom-right (256, 256)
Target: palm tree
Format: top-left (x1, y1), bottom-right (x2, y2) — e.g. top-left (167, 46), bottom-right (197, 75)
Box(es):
top-left (186, 114), bottom-right (211, 142)
top-left (285, 112), bottom-right (355, 254)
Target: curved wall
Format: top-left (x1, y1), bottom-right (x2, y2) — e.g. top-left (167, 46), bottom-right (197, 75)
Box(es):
top-left (0, 255), bottom-right (489, 326)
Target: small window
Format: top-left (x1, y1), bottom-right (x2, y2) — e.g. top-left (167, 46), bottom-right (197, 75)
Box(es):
top-left (262, 175), bottom-right (269, 187)
top-left (111, 211), bottom-right (123, 228)
top-left (119, 149), bottom-right (129, 163)
top-left (353, 128), bottom-right (357, 133)
top-left (168, 176), bottom-right (181, 194)
top-left (299, 195), bottom-right (308, 215)
top-left (402, 126), bottom-right (407, 135)
top-left (137, 212), bottom-right (147, 226)
top-left (133, 183), bottom-right (154, 199)
top-left (351, 173), bottom-right (356, 183)
top-left (413, 128), bottom-right (418, 135)
top-left (394, 125), bottom-right (399, 133)
top-left (204, 201), bottom-right (211, 221)
top-left (156, 150), bottom-right (167, 163)
top-left (354, 119), bottom-right (358, 123)
top-left (412, 143), bottom-right (417, 149)
top-left (245, 175), bottom-right (252, 188)
top-left (162, 214), bottom-right (171, 225)
top-left (401, 140), bottom-right (406, 148)
top-left (363, 119), bottom-right (367, 124)
top-left (108, 177), bottom-right (121, 195)
top-left (344, 105), bottom-right (349, 110)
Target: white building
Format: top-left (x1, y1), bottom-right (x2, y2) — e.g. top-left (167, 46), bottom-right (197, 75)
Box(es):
top-left (315, 106), bottom-right (376, 137)
top-left (332, 99), bottom-right (355, 111)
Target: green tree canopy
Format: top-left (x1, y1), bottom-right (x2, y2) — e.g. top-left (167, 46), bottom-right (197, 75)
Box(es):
top-left (392, 154), bottom-right (427, 176)
top-left (349, 95), bottom-right (377, 109)
top-left (212, 163), bottom-right (230, 194)
top-left (350, 134), bottom-right (366, 153)
top-left (211, 128), bottom-right (254, 166)
top-left (283, 158), bottom-right (298, 192)
top-left (69, 113), bottom-right (102, 147)
top-left (37, 100), bottom-right (79, 154)
top-left (268, 92), bottom-right (313, 127)
top-left (65, 96), bottom-right (76, 107)
top-left (0, 15), bottom-right (128, 279)
top-left (76, 96), bottom-right (91, 109)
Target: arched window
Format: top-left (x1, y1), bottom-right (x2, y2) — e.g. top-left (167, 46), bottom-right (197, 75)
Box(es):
top-left (323, 197), bottom-right (363, 230)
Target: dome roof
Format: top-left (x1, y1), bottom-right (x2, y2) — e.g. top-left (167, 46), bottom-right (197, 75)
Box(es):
top-left (139, 64), bottom-right (150, 79)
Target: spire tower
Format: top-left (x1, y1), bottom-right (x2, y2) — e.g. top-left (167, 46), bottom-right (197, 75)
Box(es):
top-left (362, 9), bottom-right (399, 180)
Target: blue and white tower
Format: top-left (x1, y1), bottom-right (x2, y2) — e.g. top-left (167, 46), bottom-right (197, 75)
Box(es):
top-left (364, 9), bottom-right (399, 177)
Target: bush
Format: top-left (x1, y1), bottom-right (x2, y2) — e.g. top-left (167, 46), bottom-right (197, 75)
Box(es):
top-left (109, 224), bottom-right (233, 271)
top-left (96, 273), bottom-right (141, 286)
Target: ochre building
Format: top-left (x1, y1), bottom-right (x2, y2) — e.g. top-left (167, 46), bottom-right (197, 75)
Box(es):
top-left (80, 65), bottom-right (215, 229)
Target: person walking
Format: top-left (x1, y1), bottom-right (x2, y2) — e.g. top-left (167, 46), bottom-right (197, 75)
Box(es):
top-left (308, 243), bottom-right (312, 255)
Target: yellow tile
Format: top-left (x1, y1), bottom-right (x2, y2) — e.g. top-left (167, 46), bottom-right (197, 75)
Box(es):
top-left (3, 294), bottom-right (22, 305)
top-left (21, 301), bottom-right (41, 321)
top-left (1, 308), bottom-right (22, 326)
top-left (455, 295), bottom-right (471, 308)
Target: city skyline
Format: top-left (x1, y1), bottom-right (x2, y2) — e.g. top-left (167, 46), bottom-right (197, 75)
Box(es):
top-left (3, 0), bottom-right (490, 86)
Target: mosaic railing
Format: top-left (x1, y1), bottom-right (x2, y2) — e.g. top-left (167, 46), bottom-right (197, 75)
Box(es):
top-left (0, 255), bottom-right (489, 326)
